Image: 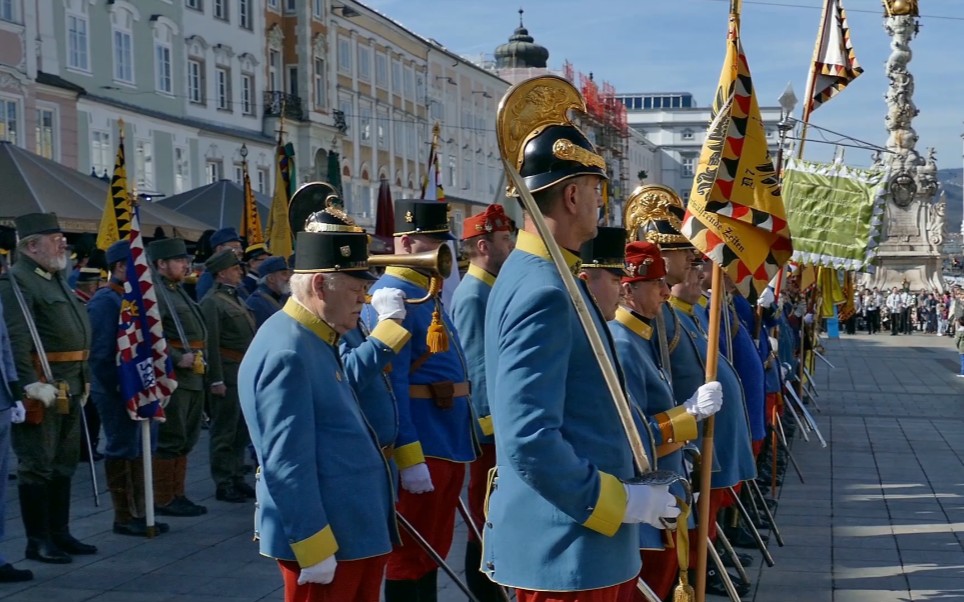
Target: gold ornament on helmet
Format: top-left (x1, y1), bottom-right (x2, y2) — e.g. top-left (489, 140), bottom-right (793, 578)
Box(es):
top-left (623, 184), bottom-right (694, 250)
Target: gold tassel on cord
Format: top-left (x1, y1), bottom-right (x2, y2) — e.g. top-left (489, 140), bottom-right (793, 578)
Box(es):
top-left (672, 498), bottom-right (694, 602)
top-left (426, 296), bottom-right (449, 353)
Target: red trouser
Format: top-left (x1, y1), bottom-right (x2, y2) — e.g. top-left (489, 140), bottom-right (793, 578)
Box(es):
top-left (517, 579), bottom-right (637, 602)
top-left (467, 443), bottom-right (496, 543)
top-left (277, 555), bottom-right (387, 602)
top-left (386, 457), bottom-right (465, 580)
top-left (688, 487), bottom-right (729, 567)
top-left (638, 548), bottom-right (678, 601)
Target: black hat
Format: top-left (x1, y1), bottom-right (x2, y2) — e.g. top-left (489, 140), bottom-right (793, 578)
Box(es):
top-left (148, 238), bottom-right (190, 262)
top-left (580, 227), bottom-right (628, 275)
top-left (496, 75), bottom-right (608, 196)
top-left (243, 243), bottom-right (270, 262)
top-left (289, 182), bottom-right (344, 234)
top-left (210, 227), bottom-right (241, 248)
top-left (394, 199), bottom-right (454, 240)
top-left (624, 184), bottom-right (695, 250)
top-left (205, 249), bottom-right (241, 274)
top-left (293, 231), bottom-right (376, 280)
top-left (15, 213), bottom-right (61, 238)
top-left (106, 240), bottom-right (131, 264)
top-left (76, 267), bottom-right (103, 284)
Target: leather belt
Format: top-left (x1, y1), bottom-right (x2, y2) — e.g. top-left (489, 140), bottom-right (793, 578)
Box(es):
top-left (219, 348), bottom-right (246, 363)
top-left (169, 340), bottom-right (205, 350)
top-left (381, 444), bottom-right (395, 461)
top-left (33, 350), bottom-right (89, 362)
top-left (656, 441), bottom-right (685, 459)
top-left (409, 382), bottom-right (470, 399)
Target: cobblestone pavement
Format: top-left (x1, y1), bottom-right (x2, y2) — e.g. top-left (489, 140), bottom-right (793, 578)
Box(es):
top-left (0, 330), bottom-right (960, 601)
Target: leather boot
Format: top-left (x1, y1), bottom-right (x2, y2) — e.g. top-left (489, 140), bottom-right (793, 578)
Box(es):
top-left (156, 456), bottom-right (205, 517)
top-left (106, 459), bottom-right (136, 533)
top-left (172, 455), bottom-right (206, 515)
top-left (464, 539), bottom-right (501, 602)
top-left (49, 476), bottom-right (97, 555)
top-left (19, 483), bottom-right (71, 564)
top-left (384, 579), bottom-right (420, 601)
top-left (152, 457), bottom-right (177, 508)
top-left (416, 569), bottom-right (438, 602)
top-left (126, 459), bottom-right (169, 534)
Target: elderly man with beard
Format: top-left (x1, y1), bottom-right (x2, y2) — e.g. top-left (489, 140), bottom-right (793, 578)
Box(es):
top-left (246, 256), bottom-right (292, 328)
top-left (0, 213), bottom-right (97, 564)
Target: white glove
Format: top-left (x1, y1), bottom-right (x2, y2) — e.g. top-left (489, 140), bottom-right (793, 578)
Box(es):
top-left (768, 336), bottom-right (779, 353)
top-left (758, 287), bottom-right (775, 309)
top-left (23, 382), bottom-right (58, 408)
top-left (371, 288), bottom-right (407, 322)
top-left (297, 555), bottom-right (337, 585)
top-left (10, 401), bottom-right (26, 424)
top-left (399, 462), bottom-right (434, 494)
top-left (683, 381), bottom-right (722, 420)
top-left (622, 483), bottom-right (680, 527)
top-left (803, 312), bottom-right (814, 324)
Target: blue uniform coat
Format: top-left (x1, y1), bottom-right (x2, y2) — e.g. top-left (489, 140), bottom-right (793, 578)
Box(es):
top-left (239, 299), bottom-right (395, 565)
top-left (450, 264), bottom-right (496, 444)
top-left (245, 284), bottom-right (287, 328)
top-left (482, 231), bottom-right (640, 591)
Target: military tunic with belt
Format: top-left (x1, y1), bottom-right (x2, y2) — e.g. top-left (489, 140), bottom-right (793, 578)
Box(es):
top-left (156, 275), bottom-right (208, 459)
top-left (200, 282), bottom-right (256, 489)
top-left (0, 255), bottom-right (91, 483)
top-left (239, 299), bottom-right (396, 566)
top-left (482, 231), bottom-right (639, 591)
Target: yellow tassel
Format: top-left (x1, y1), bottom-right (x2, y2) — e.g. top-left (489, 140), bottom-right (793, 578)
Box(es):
top-left (426, 306), bottom-right (449, 353)
top-left (673, 580), bottom-right (695, 602)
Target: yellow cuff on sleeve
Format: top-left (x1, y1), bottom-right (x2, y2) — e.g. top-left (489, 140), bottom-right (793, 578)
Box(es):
top-left (655, 406), bottom-right (698, 445)
top-left (393, 441), bottom-right (426, 469)
top-left (290, 524), bottom-right (338, 568)
top-left (370, 319), bottom-right (412, 353)
top-left (478, 415), bottom-right (494, 437)
top-left (582, 471), bottom-right (627, 537)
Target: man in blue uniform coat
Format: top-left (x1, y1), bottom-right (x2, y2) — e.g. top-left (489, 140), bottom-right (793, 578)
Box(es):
top-left (451, 203), bottom-right (515, 602)
top-left (244, 255), bottom-right (291, 328)
top-left (363, 198), bottom-right (477, 601)
top-left (483, 75), bottom-right (679, 601)
top-left (239, 229), bottom-right (395, 601)
top-left (195, 227), bottom-right (245, 301)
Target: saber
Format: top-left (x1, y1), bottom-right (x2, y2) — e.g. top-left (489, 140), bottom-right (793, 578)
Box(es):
top-left (707, 538), bottom-right (742, 602)
top-left (455, 498), bottom-right (512, 602)
top-left (748, 479), bottom-right (784, 547)
top-left (782, 383), bottom-right (812, 442)
top-left (727, 486), bottom-right (774, 567)
top-left (814, 349), bottom-right (835, 369)
top-left (396, 512), bottom-right (480, 602)
top-left (636, 578), bottom-right (663, 602)
top-left (715, 522), bottom-right (750, 583)
top-left (775, 415), bottom-right (805, 484)
top-left (784, 382), bottom-right (827, 448)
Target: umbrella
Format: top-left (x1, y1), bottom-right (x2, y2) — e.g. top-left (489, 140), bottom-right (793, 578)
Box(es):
top-left (0, 141), bottom-right (212, 240)
top-left (156, 179), bottom-right (271, 231)
top-left (372, 178), bottom-right (394, 254)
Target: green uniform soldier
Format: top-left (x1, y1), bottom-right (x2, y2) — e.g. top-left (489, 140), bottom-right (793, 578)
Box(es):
top-left (149, 238), bottom-right (209, 517)
top-left (0, 213), bottom-right (97, 564)
top-left (199, 249), bottom-right (256, 503)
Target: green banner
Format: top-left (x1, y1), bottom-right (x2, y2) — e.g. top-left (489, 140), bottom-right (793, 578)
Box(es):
top-left (782, 158), bottom-right (886, 270)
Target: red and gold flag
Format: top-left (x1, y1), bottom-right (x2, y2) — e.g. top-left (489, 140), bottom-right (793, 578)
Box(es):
top-left (806, 0), bottom-right (862, 117)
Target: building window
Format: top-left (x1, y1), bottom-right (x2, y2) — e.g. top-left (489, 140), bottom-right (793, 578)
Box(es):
top-left (338, 97), bottom-right (353, 134)
top-left (67, 13), bottom-right (89, 72)
top-left (681, 129), bottom-right (694, 140)
top-left (377, 108), bottom-right (387, 148)
top-left (681, 156), bottom-right (694, 177)
top-left (375, 53), bottom-right (387, 89)
top-left (234, 164), bottom-right (243, 184)
top-left (267, 0), bottom-right (277, 9)
top-left (174, 147), bottom-right (189, 194)
top-left (241, 74), bottom-right (254, 115)
top-left (313, 58), bottom-right (326, 110)
top-left (91, 130), bottom-right (111, 176)
top-left (257, 168), bottom-right (268, 194)
top-left (135, 139), bottom-right (154, 191)
top-left (155, 44), bottom-right (172, 94)
top-left (0, 97), bottom-right (17, 144)
top-left (447, 155), bottom-right (456, 188)
top-left (216, 67), bottom-right (231, 110)
top-left (188, 59), bottom-right (204, 104)
top-left (313, 0), bottom-right (324, 18)
top-left (357, 46), bottom-right (371, 81)
top-left (268, 49), bottom-right (280, 91)
top-left (285, 0), bottom-right (295, 11)
top-left (0, 0), bottom-right (18, 23)
top-left (359, 101), bottom-right (372, 144)
top-left (186, 0), bottom-right (202, 10)
top-left (213, 0), bottom-right (227, 21)
top-left (391, 59), bottom-right (401, 93)
top-left (337, 37), bottom-right (351, 74)
top-left (239, 0), bottom-right (251, 29)
top-left (462, 156), bottom-right (471, 190)
top-left (35, 108), bottom-right (55, 159)
top-left (287, 66), bottom-right (298, 98)
top-left (207, 160), bottom-right (222, 183)
top-left (404, 66), bottom-right (414, 99)
top-left (112, 27), bottom-right (134, 83)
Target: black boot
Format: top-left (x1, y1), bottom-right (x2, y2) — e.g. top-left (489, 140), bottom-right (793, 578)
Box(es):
top-left (49, 476), bottom-right (97, 555)
top-left (464, 539), bottom-right (501, 601)
top-left (384, 579), bottom-right (420, 601)
top-left (416, 569), bottom-right (438, 602)
top-left (704, 566), bottom-right (751, 597)
top-left (19, 483), bottom-right (71, 564)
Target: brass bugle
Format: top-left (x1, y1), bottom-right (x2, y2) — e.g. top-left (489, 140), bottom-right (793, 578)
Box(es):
top-left (365, 244), bottom-right (453, 304)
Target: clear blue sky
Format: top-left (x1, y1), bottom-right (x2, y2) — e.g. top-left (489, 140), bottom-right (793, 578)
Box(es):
top-left (365, 0), bottom-right (964, 170)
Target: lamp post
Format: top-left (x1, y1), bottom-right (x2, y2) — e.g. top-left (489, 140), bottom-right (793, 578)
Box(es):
top-left (776, 82), bottom-right (797, 179)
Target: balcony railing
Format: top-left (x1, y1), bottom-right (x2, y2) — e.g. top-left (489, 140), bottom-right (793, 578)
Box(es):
top-left (263, 91), bottom-right (304, 121)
